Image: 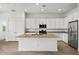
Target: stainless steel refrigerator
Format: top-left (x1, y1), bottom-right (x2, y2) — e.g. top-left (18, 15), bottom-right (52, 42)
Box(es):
top-left (68, 20), bottom-right (78, 49)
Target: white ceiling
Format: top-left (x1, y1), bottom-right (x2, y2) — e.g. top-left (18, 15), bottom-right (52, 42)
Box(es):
top-left (0, 3), bottom-right (78, 14)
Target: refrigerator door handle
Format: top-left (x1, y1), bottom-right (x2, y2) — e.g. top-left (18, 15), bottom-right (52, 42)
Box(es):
top-left (70, 26), bottom-right (72, 36)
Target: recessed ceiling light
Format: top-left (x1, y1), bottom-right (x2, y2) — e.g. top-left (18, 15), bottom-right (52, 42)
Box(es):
top-left (25, 9), bottom-right (27, 12)
top-left (41, 9), bottom-right (44, 11)
top-left (36, 3), bottom-right (39, 5)
top-left (58, 9), bottom-right (62, 11)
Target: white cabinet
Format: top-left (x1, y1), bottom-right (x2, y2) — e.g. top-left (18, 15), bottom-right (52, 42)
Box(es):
top-left (6, 12), bottom-right (24, 41)
top-left (8, 12), bottom-right (24, 34)
top-left (18, 38), bottom-right (38, 51)
top-left (26, 19), bottom-right (39, 28)
top-left (55, 18), bottom-right (64, 28)
top-left (47, 19), bottom-right (56, 28)
top-left (18, 38), bottom-right (57, 51)
top-left (26, 19), bottom-right (31, 28)
top-left (25, 18), bottom-right (64, 32)
top-left (8, 18), bottom-right (15, 33)
top-left (46, 18), bottom-right (64, 29)
top-left (38, 38), bottom-right (57, 51)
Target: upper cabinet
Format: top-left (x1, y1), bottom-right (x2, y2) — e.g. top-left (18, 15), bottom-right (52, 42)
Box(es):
top-left (8, 11), bottom-right (24, 34)
top-left (25, 18), bottom-right (64, 29)
top-left (47, 18), bottom-right (64, 29)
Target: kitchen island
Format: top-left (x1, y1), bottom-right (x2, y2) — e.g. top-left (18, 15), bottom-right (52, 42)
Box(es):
top-left (16, 33), bottom-right (59, 51)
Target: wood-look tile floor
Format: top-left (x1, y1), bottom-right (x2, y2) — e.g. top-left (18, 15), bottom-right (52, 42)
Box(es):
top-left (0, 40), bottom-right (79, 55)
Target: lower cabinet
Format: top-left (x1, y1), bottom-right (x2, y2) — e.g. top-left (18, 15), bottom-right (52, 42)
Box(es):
top-left (18, 38), bottom-right (57, 51)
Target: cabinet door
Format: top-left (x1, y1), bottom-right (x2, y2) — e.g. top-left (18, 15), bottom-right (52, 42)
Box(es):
top-left (19, 38), bottom-right (38, 51)
top-left (8, 19), bottom-right (15, 33)
top-left (37, 38), bottom-right (57, 51)
top-left (47, 19), bottom-right (55, 29)
top-left (55, 18), bottom-right (64, 28)
top-left (25, 19), bottom-right (31, 29)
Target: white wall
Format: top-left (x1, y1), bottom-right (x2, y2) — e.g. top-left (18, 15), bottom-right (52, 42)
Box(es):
top-left (63, 7), bottom-right (78, 43)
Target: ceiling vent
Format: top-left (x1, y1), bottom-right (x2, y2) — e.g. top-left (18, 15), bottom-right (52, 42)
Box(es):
top-left (41, 5), bottom-right (46, 7)
top-left (11, 9), bottom-right (16, 12)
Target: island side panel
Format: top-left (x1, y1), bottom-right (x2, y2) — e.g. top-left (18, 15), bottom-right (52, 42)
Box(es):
top-left (18, 38), bottom-right (57, 51)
